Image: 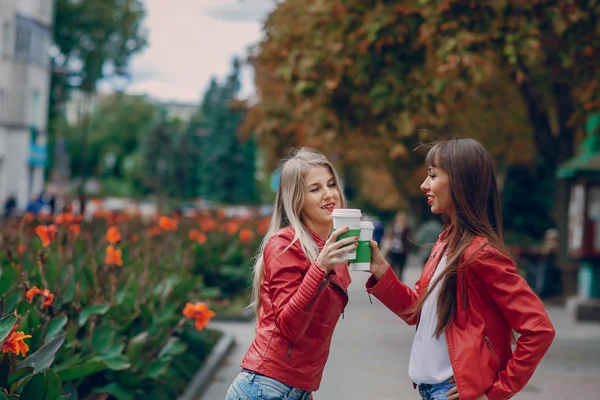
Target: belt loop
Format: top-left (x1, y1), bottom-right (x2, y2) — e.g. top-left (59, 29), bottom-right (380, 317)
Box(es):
top-left (242, 370), bottom-right (255, 383)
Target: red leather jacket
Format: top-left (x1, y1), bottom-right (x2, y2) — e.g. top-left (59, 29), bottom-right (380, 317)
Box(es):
top-left (366, 230), bottom-right (555, 400)
top-left (241, 226), bottom-right (351, 392)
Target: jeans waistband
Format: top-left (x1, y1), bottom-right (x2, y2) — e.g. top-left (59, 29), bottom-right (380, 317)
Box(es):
top-left (417, 376), bottom-right (455, 390)
top-left (241, 369), bottom-right (311, 399)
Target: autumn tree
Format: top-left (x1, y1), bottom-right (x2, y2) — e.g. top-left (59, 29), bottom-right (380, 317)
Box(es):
top-left (245, 0), bottom-right (598, 229)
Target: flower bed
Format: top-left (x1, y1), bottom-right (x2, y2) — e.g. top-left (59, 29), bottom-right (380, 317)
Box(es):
top-left (0, 209), bottom-right (267, 399)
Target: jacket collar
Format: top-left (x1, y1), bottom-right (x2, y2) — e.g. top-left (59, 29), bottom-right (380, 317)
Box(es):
top-left (304, 224), bottom-right (327, 249)
top-left (439, 224), bottom-right (453, 242)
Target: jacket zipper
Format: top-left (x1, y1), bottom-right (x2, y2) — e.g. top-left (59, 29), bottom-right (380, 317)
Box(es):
top-left (329, 278), bottom-right (348, 319)
top-left (287, 343), bottom-right (293, 360)
top-left (483, 336), bottom-right (500, 365)
top-left (304, 276), bottom-right (329, 312)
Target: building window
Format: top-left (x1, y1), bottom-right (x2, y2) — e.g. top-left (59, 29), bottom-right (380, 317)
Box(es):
top-left (31, 89), bottom-right (40, 128)
top-left (15, 25), bottom-right (31, 59)
top-left (15, 15), bottom-right (50, 67)
top-left (2, 22), bottom-right (10, 57)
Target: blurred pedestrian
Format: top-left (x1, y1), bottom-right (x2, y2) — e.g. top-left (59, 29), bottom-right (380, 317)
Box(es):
top-left (226, 147), bottom-right (354, 400)
top-left (415, 217), bottom-right (444, 266)
top-left (381, 211), bottom-right (412, 280)
top-left (366, 138), bottom-right (555, 400)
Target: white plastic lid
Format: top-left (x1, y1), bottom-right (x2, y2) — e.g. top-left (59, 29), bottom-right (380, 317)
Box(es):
top-left (359, 221), bottom-right (374, 229)
top-left (331, 209), bottom-right (362, 218)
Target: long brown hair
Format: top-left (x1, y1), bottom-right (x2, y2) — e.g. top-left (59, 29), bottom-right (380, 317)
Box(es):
top-left (409, 138), bottom-right (508, 338)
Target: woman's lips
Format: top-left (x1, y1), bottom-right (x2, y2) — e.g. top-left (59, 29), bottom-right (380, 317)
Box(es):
top-left (322, 203), bottom-right (335, 212)
top-left (427, 196), bottom-right (434, 205)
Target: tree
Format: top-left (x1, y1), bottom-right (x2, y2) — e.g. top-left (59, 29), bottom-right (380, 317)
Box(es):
top-left (64, 94), bottom-right (158, 195)
top-left (48, 0), bottom-right (148, 207)
top-left (197, 60), bottom-right (259, 204)
top-left (51, 0), bottom-right (147, 100)
top-left (244, 0), bottom-right (599, 226)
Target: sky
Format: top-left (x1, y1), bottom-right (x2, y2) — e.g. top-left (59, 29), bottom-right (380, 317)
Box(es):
top-left (107, 0), bottom-right (275, 104)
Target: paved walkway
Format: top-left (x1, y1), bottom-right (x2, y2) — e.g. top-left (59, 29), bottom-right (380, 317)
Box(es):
top-left (201, 260), bottom-right (600, 399)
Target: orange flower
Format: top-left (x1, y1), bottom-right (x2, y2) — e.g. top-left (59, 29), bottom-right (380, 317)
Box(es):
top-left (68, 224), bottom-right (81, 238)
top-left (55, 212), bottom-right (73, 225)
top-left (239, 228), bottom-right (254, 244)
top-left (189, 229), bottom-right (207, 244)
top-left (40, 289), bottom-right (54, 307)
top-left (106, 226), bottom-right (121, 244)
top-left (199, 218), bottom-right (217, 232)
top-left (147, 226), bottom-right (162, 237)
top-left (17, 244), bottom-right (27, 255)
top-left (105, 245), bottom-right (123, 266)
top-left (25, 286), bottom-right (42, 303)
top-left (25, 286), bottom-right (54, 307)
top-left (22, 212), bottom-right (34, 224)
top-left (217, 209), bottom-right (226, 219)
top-left (1, 325), bottom-right (31, 357)
top-left (182, 302), bottom-right (216, 331)
top-left (35, 224), bottom-right (57, 247)
top-left (257, 218), bottom-right (271, 236)
top-left (158, 216), bottom-right (178, 231)
top-left (225, 221), bottom-right (239, 235)
top-left (131, 234), bottom-right (140, 243)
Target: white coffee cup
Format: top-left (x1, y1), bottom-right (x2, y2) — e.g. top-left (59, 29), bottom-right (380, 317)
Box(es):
top-left (331, 209), bottom-right (362, 260)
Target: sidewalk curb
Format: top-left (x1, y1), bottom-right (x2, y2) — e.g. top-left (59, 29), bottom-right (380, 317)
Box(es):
top-left (178, 331), bottom-right (236, 400)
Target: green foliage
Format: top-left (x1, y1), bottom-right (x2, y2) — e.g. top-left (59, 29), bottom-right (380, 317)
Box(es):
top-left (51, 0), bottom-right (148, 96)
top-left (194, 59), bottom-right (259, 204)
top-left (0, 209), bottom-right (266, 398)
top-left (63, 94), bottom-right (159, 195)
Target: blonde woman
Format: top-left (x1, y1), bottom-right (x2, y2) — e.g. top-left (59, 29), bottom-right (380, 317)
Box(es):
top-left (226, 148), bottom-right (356, 400)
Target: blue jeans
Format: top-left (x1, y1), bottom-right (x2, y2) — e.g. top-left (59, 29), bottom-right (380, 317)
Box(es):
top-left (225, 369), bottom-right (312, 400)
top-left (417, 380), bottom-right (457, 400)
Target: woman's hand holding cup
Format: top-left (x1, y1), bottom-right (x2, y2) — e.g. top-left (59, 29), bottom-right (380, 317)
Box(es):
top-left (369, 240), bottom-right (390, 280)
top-left (316, 227), bottom-right (359, 271)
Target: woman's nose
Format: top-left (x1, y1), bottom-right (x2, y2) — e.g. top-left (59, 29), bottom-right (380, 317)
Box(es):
top-left (420, 179), bottom-right (428, 192)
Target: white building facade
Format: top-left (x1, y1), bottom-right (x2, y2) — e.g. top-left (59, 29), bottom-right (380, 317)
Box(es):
top-left (0, 0), bottom-right (54, 209)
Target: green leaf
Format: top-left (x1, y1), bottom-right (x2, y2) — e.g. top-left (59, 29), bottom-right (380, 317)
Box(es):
top-left (158, 337), bottom-right (188, 358)
top-left (142, 357), bottom-right (171, 380)
top-left (125, 331), bottom-right (148, 367)
top-left (0, 266), bottom-right (18, 294)
top-left (19, 372), bottom-right (45, 400)
top-left (0, 353), bottom-right (9, 389)
top-left (57, 360), bottom-right (105, 382)
top-left (0, 313), bottom-right (17, 343)
top-left (19, 370), bottom-right (62, 400)
top-left (78, 305), bottom-right (110, 327)
top-left (89, 354), bottom-right (130, 371)
top-left (46, 316), bottom-right (68, 341)
top-left (58, 355), bottom-right (130, 382)
top-left (91, 383), bottom-right (134, 400)
top-left (200, 287), bottom-right (221, 299)
top-left (62, 276), bottom-right (75, 304)
top-left (91, 325), bottom-right (114, 354)
top-left (16, 333), bottom-right (66, 373)
top-left (43, 370), bottom-right (62, 400)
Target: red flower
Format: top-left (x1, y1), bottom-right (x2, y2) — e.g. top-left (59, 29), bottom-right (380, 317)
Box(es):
top-left (239, 228), bottom-right (254, 244)
top-left (106, 226), bottom-right (121, 244)
top-left (1, 325), bottom-right (31, 357)
top-left (105, 245), bottom-right (123, 267)
top-left (35, 225), bottom-right (57, 247)
top-left (158, 216), bottom-right (178, 231)
top-left (183, 302), bottom-right (216, 331)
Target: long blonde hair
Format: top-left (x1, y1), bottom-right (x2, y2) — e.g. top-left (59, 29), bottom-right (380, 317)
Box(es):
top-left (249, 147), bottom-right (347, 315)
